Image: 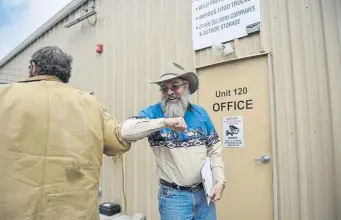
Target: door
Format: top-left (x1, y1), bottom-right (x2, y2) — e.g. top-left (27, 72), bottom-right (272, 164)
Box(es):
top-left (198, 56), bottom-right (274, 220)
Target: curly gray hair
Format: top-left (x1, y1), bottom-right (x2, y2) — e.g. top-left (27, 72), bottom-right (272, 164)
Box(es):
top-left (30, 46), bottom-right (73, 83)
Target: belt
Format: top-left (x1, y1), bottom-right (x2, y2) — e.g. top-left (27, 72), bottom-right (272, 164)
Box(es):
top-left (159, 179), bottom-right (203, 192)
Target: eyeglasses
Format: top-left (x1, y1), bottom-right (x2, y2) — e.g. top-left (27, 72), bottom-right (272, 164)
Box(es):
top-left (160, 83), bottom-right (186, 93)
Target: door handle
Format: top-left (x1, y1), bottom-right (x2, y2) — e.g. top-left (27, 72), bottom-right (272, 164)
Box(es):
top-left (255, 155), bottom-right (271, 164)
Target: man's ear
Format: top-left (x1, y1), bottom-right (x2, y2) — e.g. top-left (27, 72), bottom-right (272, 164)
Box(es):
top-left (32, 62), bottom-right (37, 75)
top-left (185, 80), bottom-right (190, 89)
top-left (30, 62), bottom-right (37, 76)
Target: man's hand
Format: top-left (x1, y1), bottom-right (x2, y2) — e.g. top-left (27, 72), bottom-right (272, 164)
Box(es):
top-left (210, 183), bottom-right (225, 202)
top-left (164, 117), bottom-right (187, 132)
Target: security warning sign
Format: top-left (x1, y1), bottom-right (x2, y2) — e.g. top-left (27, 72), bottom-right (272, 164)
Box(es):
top-left (223, 116), bottom-right (244, 147)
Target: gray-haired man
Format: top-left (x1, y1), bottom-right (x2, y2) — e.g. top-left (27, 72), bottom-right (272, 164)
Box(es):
top-left (28, 46), bottom-right (72, 82)
top-left (121, 62), bottom-right (226, 220)
top-left (0, 46), bottom-right (131, 220)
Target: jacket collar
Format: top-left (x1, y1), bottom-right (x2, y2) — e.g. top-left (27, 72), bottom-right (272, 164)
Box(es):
top-left (19, 75), bottom-right (62, 83)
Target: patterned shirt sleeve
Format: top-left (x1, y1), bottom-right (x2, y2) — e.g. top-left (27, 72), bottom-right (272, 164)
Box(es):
top-left (129, 107), bottom-right (154, 120)
top-left (203, 110), bottom-right (220, 148)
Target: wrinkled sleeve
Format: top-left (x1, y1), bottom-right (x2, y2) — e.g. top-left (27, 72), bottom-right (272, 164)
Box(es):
top-left (204, 110), bottom-right (226, 184)
top-left (102, 110), bottom-right (131, 156)
top-left (138, 108), bottom-right (152, 119)
top-left (120, 108), bottom-right (166, 142)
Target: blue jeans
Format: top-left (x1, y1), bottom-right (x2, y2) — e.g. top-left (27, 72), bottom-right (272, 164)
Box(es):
top-left (158, 184), bottom-right (217, 220)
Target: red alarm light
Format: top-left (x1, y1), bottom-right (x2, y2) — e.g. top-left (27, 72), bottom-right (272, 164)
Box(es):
top-left (96, 44), bottom-right (103, 53)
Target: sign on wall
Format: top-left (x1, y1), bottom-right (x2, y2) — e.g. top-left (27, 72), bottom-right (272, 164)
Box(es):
top-left (223, 116), bottom-right (244, 148)
top-left (192, 0), bottom-right (261, 50)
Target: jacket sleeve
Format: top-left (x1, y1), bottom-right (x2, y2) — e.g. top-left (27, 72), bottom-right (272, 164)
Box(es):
top-left (121, 106), bottom-right (166, 142)
top-left (102, 110), bottom-right (131, 156)
top-left (121, 117), bottom-right (166, 141)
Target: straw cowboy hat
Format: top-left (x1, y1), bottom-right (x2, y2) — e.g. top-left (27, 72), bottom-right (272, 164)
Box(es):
top-left (148, 62), bottom-right (199, 94)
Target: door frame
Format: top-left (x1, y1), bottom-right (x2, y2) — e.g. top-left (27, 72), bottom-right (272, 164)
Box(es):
top-left (195, 52), bottom-right (279, 220)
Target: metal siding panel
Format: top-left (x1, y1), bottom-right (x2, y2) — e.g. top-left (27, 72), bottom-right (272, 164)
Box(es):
top-left (259, 0), bottom-right (271, 52)
top-left (192, 0), bottom-right (341, 219)
top-left (287, 0), bottom-right (312, 219)
top-left (297, 0), bottom-right (333, 219)
top-left (101, 0), bottom-right (195, 218)
top-left (268, 0), bottom-right (300, 219)
top-left (320, 0), bottom-right (341, 218)
top-left (308, 0), bottom-right (337, 218)
top-left (195, 34), bottom-right (261, 67)
top-left (234, 34), bottom-right (261, 57)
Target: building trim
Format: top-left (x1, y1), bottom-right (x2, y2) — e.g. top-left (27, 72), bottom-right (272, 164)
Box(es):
top-left (0, 0), bottom-right (89, 68)
top-left (195, 52), bottom-right (270, 69)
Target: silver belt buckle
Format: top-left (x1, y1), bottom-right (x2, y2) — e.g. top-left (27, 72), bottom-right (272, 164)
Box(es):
top-left (189, 183), bottom-right (201, 192)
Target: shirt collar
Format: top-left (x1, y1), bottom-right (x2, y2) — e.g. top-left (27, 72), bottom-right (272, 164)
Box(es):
top-left (18, 75), bottom-right (62, 83)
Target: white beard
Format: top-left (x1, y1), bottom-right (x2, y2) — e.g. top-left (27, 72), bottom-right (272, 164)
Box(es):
top-left (161, 89), bottom-right (190, 118)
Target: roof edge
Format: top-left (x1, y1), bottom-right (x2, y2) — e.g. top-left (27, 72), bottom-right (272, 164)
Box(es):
top-left (0, 0), bottom-right (89, 68)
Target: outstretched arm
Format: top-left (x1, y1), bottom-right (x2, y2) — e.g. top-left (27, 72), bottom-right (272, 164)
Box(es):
top-left (121, 117), bottom-right (187, 142)
top-left (121, 117), bottom-right (166, 141)
top-left (102, 111), bottom-right (131, 156)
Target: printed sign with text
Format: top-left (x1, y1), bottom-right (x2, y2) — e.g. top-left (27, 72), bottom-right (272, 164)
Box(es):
top-left (192, 0), bottom-right (261, 50)
top-left (223, 116), bottom-right (244, 147)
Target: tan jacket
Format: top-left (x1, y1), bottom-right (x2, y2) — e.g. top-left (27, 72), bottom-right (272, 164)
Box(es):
top-left (0, 75), bottom-right (131, 220)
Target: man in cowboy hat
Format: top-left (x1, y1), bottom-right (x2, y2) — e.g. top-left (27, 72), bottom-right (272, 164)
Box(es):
top-left (121, 62), bottom-right (225, 219)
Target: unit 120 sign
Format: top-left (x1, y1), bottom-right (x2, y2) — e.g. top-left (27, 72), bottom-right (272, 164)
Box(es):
top-left (216, 87), bottom-right (248, 98)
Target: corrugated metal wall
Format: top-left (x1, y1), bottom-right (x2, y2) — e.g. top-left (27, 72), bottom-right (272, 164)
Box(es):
top-left (269, 0), bottom-right (341, 218)
top-left (0, 0), bottom-right (195, 218)
top-left (195, 0), bottom-right (341, 219)
top-left (0, 0), bottom-right (340, 219)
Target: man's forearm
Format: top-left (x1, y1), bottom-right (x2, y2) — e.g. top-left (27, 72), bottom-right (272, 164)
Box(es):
top-left (212, 167), bottom-right (225, 183)
top-left (121, 118), bottom-right (166, 141)
top-left (207, 142), bottom-right (226, 183)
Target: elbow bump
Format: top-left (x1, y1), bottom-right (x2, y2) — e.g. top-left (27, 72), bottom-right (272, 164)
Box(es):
top-left (120, 122), bottom-right (133, 139)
